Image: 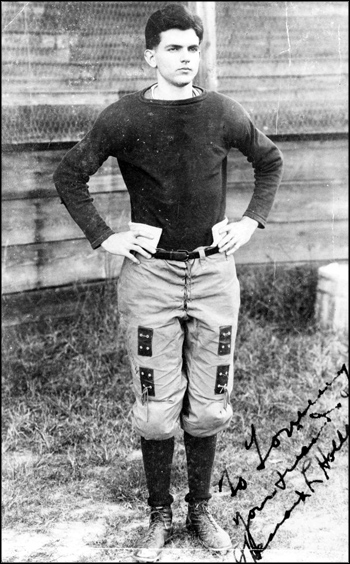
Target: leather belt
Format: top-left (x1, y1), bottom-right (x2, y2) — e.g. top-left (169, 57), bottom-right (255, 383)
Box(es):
top-left (152, 246), bottom-right (219, 261)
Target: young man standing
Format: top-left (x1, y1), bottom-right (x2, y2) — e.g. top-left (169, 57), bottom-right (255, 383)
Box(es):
top-left (53, 4), bottom-right (283, 562)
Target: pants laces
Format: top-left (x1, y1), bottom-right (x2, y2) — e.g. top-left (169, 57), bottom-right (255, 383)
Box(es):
top-left (141, 386), bottom-right (152, 421)
top-left (217, 383), bottom-right (229, 409)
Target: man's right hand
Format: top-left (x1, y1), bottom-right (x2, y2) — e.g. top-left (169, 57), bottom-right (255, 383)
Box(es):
top-left (101, 230), bottom-right (157, 264)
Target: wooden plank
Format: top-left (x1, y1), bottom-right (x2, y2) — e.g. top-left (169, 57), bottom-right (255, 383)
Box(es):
top-left (1, 220), bottom-right (347, 295)
top-left (226, 180), bottom-right (348, 223)
top-left (2, 151), bottom-right (127, 200)
top-left (2, 192), bottom-right (131, 246)
top-left (2, 139), bottom-right (348, 200)
top-left (234, 219), bottom-right (348, 265)
top-left (1, 238), bottom-right (124, 294)
top-left (2, 179), bottom-right (347, 247)
top-left (280, 139), bottom-right (349, 183)
top-left (218, 78), bottom-right (347, 103)
top-left (216, 59), bottom-right (349, 78)
top-left (1, 281), bottom-right (105, 327)
top-left (227, 139), bottom-right (348, 184)
top-left (2, 90), bottom-right (121, 107)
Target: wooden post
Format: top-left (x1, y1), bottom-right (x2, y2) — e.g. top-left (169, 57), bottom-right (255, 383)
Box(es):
top-left (188, 2), bottom-right (217, 91)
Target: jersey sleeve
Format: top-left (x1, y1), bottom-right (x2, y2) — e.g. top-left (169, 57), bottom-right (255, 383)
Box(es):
top-left (225, 99), bottom-right (284, 228)
top-left (53, 108), bottom-right (116, 249)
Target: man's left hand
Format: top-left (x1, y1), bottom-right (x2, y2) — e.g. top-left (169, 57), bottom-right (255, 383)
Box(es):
top-left (218, 217), bottom-right (258, 255)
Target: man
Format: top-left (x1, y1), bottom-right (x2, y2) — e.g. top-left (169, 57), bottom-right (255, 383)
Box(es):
top-left (53, 4), bottom-right (283, 562)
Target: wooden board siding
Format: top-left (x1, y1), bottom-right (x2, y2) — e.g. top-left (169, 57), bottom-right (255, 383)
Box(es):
top-left (2, 239), bottom-right (124, 294)
top-left (1, 138), bottom-right (348, 297)
top-left (2, 137), bottom-right (347, 200)
top-left (2, 151), bottom-right (125, 200)
top-left (2, 180), bottom-right (347, 248)
top-left (2, 192), bottom-right (131, 246)
top-left (2, 219), bottom-right (347, 295)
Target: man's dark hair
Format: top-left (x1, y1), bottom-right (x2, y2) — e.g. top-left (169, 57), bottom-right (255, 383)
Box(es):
top-left (145, 4), bottom-right (204, 49)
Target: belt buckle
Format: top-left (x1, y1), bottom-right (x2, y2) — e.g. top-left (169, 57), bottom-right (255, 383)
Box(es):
top-left (176, 249), bottom-right (190, 261)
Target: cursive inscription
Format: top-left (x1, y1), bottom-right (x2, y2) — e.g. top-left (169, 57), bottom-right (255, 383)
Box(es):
top-left (219, 364), bottom-right (349, 562)
top-left (244, 364), bottom-right (348, 471)
top-left (218, 470), bottom-right (248, 498)
top-left (316, 425), bottom-right (349, 480)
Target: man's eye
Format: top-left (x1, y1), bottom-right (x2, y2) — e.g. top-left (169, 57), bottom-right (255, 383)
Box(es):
top-left (190, 47), bottom-right (199, 52)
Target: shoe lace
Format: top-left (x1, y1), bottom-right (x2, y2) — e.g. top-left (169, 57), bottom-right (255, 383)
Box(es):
top-left (144, 517), bottom-right (162, 542)
top-left (149, 507), bottom-right (171, 532)
top-left (192, 502), bottom-right (221, 531)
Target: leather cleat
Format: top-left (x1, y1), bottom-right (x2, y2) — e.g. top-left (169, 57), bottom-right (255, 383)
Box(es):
top-left (186, 500), bottom-right (232, 552)
top-left (134, 505), bottom-right (173, 562)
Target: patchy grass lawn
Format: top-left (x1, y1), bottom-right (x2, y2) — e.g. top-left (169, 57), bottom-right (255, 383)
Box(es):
top-left (2, 264), bottom-right (348, 562)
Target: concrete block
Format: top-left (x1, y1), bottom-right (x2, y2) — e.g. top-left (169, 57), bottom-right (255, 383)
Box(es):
top-left (315, 262), bottom-right (348, 332)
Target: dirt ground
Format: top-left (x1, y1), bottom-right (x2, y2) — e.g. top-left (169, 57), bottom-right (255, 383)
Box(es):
top-left (2, 451), bottom-right (348, 563)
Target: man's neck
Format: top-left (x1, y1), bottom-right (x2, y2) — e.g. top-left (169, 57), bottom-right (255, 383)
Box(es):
top-left (154, 80), bottom-right (194, 100)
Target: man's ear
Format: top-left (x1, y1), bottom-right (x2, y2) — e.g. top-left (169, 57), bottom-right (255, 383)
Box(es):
top-left (144, 49), bottom-right (157, 68)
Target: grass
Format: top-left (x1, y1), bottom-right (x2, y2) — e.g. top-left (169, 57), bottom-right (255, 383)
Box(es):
top-left (2, 262), bottom-right (348, 561)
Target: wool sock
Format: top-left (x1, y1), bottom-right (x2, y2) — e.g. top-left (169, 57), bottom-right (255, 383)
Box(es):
top-left (184, 431), bottom-right (217, 503)
top-left (140, 436), bottom-right (175, 507)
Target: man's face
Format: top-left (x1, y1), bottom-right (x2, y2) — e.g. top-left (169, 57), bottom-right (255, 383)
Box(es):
top-left (145, 28), bottom-right (200, 87)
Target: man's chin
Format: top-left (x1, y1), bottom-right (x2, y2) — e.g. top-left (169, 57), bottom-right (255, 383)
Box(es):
top-left (175, 78), bottom-right (193, 87)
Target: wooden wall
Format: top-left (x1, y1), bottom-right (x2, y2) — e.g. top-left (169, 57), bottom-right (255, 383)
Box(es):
top-left (2, 137), bottom-right (348, 297)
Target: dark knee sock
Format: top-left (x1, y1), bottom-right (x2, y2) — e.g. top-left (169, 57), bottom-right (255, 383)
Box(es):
top-left (184, 431), bottom-right (217, 503)
top-left (141, 436), bottom-right (175, 507)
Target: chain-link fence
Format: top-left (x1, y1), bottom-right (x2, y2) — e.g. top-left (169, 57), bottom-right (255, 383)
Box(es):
top-left (2, 1), bottom-right (348, 144)
top-left (216, 1), bottom-right (348, 136)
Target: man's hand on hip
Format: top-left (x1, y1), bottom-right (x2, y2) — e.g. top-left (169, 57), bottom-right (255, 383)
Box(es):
top-left (218, 217), bottom-right (258, 255)
top-left (101, 230), bottom-right (157, 264)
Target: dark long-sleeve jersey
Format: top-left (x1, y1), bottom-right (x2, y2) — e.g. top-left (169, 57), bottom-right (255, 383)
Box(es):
top-left (53, 87), bottom-right (284, 251)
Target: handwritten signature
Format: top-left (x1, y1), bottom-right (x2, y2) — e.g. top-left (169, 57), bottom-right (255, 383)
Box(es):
top-left (218, 364), bottom-right (349, 562)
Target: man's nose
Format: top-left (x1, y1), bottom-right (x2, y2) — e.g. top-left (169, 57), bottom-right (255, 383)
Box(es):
top-left (180, 50), bottom-right (190, 62)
